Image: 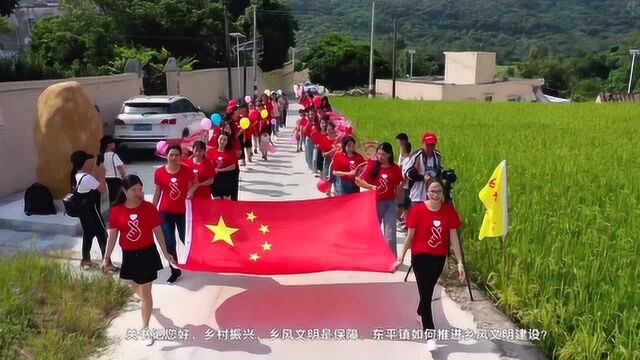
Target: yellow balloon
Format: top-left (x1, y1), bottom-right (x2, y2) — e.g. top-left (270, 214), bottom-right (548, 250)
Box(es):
top-left (260, 110), bottom-right (269, 119)
top-left (240, 117), bottom-right (250, 129)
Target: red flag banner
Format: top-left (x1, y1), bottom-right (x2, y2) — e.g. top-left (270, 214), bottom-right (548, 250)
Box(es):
top-left (179, 191), bottom-right (396, 275)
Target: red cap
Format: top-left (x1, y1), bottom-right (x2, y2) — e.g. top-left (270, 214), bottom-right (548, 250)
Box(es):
top-left (422, 132), bottom-right (438, 145)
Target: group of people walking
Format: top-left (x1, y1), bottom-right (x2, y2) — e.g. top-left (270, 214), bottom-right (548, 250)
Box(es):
top-left (68, 88), bottom-right (466, 352)
top-left (293, 91), bottom-right (467, 353)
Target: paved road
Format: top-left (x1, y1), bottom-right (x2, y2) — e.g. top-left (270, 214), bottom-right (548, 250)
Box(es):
top-left (0, 104), bottom-right (541, 359)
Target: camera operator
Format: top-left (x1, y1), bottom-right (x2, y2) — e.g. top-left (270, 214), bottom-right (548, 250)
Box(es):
top-left (402, 132), bottom-right (443, 206)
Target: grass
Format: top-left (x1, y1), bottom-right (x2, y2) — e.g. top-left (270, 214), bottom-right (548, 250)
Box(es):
top-left (0, 252), bottom-right (132, 360)
top-left (332, 98), bottom-right (640, 359)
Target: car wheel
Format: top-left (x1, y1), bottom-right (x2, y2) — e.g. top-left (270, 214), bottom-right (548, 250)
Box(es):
top-left (182, 128), bottom-right (190, 138)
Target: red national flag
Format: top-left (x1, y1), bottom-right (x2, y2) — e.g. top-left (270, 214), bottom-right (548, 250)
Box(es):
top-left (179, 192), bottom-right (396, 274)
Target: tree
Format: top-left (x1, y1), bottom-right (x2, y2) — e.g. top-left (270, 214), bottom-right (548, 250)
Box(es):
top-left (29, 0), bottom-right (120, 74)
top-left (235, 0), bottom-right (298, 72)
top-left (0, 0), bottom-right (19, 17)
top-left (571, 78), bottom-right (602, 102)
top-left (302, 33), bottom-right (390, 90)
top-left (94, 0), bottom-right (226, 68)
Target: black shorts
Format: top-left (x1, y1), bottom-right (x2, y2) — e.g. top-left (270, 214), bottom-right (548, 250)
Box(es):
top-left (120, 245), bottom-right (163, 285)
top-left (241, 137), bottom-right (252, 149)
top-left (211, 171), bottom-right (235, 197)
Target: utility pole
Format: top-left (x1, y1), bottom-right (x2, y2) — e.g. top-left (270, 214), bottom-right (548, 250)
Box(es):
top-left (292, 47), bottom-right (295, 69)
top-left (391, 17), bottom-right (397, 99)
top-left (628, 49), bottom-right (639, 94)
top-left (367, 0), bottom-right (375, 98)
top-left (408, 49), bottom-right (416, 78)
top-left (224, 3), bottom-right (233, 100)
top-left (230, 33), bottom-right (246, 98)
top-left (253, 4), bottom-right (258, 99)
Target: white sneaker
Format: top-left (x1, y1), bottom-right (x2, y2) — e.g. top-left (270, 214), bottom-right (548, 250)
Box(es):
top-left (426, 339), bottom-right (437, 352)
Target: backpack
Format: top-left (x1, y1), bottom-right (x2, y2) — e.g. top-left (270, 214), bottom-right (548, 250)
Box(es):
top-left (23, 183), bottom-right (57, 216)
top-left (62, 174), bottom-right (91, 218)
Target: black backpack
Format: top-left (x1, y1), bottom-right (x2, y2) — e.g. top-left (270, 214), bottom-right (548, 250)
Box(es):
top-left (62, 175), bottom-right (91, 218)
top-left (24, 183), bottom-right (57, 216)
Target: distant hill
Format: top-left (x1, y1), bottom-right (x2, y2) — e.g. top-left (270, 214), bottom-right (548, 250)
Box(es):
top-left (287, 0), bottom-right (640, 62)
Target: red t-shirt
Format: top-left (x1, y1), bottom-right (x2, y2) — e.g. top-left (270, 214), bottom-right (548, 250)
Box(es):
top-left (207, 148), bottom-right (237, 169)
top-left (185, 156), bottom-right (215, 199)
top-left (299, 117), bottom-right (309, 128)
top-left (304, 122), bottom-right (317, 138)
top-left (300, 97), bottom-right (312, 109)
top-left (109, 201), bottom-right (162, 251)
top-left (316, 133), bottom-right (335, 152)
top-left (332, 152), bottom-right (365, 182)
top-left (154, 165), bottom-right (194, 214)
top-left (406, 202), bottom-right (462, 257)
top-left (360, 160), bottom-right (403, 201)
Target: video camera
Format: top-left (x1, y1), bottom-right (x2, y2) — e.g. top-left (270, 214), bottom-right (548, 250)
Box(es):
top-left (440, 168), bottom-right (457, 203)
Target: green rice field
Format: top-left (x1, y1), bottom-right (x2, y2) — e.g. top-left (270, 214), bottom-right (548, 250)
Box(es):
top-left (332, 98), bottom-right (640, 359)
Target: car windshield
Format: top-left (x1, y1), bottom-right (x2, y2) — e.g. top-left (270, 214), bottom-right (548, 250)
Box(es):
top-left (123, 102), bottom-right (169, 115)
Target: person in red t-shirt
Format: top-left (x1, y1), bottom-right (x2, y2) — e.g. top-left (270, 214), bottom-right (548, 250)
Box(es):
top-left (393, 178), bottom-right (466, 352)
top-left (233, 104), bottom-right (252, 165)
top-left (312, 115), bottom-right (329, 177)
top-left (207, 133), bottom-right (238, 200)
top-left (332, 135), bottom-right (365, 195)
top-left (102, 174), bottom-right (176, 345)
top-left (303, 108), bottom-right (318, 173)
top-left (356, 142), bottom-right (403, 256)
top-left (152, 144), bottom-right (194, 283)
top-left (297, 108), bottom-right (308, 152)
top-left (185, 140), bottom-right (215, 199)
top-left (255, 101), bottom-right (272, 161)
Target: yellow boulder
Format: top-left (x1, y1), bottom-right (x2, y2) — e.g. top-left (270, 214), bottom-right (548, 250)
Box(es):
top-left (34, 81), bottom-right (103, 198)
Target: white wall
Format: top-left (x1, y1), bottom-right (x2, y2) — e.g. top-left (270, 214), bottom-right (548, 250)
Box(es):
top-left (0, 74), bottom-right (142, 198)
top-left (166, 67), bottom-right (263, 112)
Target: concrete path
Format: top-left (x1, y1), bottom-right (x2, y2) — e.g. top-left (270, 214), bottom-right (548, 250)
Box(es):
top-left (0, 103), bottom-right (545, 360)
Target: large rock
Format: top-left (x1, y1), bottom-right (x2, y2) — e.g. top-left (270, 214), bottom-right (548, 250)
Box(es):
top-left (34, 81), bottom-right (103, 198)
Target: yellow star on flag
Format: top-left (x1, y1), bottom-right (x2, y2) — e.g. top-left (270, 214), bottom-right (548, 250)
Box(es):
top-left (249, 253), bottom-right (260, 261)
top-left (246, 212), bottom-right (257, 222)
top-left (206, 217), bottom-right (239, 246)
top-left (261, 241), bottom-right (272, 251)
top-left (259, 225), bottom-right (269, 235)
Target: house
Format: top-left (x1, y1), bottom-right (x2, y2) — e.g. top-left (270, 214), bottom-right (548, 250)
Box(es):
top-left (376, 51), bottom-right (545, 102)
top-left (0, 1), bottom-right (61, 58)
top-left (595, 92), bottom-right (640, 103)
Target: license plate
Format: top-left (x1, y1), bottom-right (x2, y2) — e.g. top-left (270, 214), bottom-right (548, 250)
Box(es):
top-left (133, 124), bottom-right (152, 131)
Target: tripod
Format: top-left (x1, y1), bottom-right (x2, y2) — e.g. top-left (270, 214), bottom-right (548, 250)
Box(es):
top-left (402, 183), bottom-right (475, 301)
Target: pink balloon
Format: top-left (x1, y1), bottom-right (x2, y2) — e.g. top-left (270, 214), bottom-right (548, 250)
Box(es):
top-left (317, 179), bottom-right (330, 193)
top-left (201, 118), bottom-right (212, 130)
top-left (244, 95), bottom-right (252, 103)
top-left (269, 144), bottom-right (277, 153)
top-left (156, 140), bottom-right (167, 153)
top-left (271, 119), bottom-right (277, 125)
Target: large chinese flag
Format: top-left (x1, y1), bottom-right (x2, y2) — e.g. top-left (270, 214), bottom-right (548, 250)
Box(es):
top-left (179, 191), bottom-right (396, 274)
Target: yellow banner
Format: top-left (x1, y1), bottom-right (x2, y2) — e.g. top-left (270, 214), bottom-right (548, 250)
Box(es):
top-left (478, 160), bottom-right (508, 239)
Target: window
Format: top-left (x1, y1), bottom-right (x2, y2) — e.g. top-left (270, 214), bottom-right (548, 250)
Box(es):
top-left (507, 96), bottom-right (522, 102)
top-left (183, 100), bottom-right (198, 113)
top-left (484, 96), bottom-right (493, 102)
top-left (123, 102), bottom-right (169, 115)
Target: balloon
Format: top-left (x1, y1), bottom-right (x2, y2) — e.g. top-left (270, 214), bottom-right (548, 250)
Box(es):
top-left (240, 117), bottom-right (250, 129)
top-left (201, 117), bottom-right (212, 130)
top-left (268, 144), bottom-right (277, 153)
top-left (317, 179), bottom-right (330, 193)
top-left (277, 89), bottom-right (283, 96)
top-left (270, 118), bottom-right (277, 125)
top-left (261, 110), bottom-right (269, 119)
top-left (226, 105), bottom-right (235, 114)
top-left (156, 140), bottom-right (167, 153)
top-left (248, 109), bottom-right (260, 122)
top-left (264, 89), bottom-right (271, 96)
top-left (228, 99), bottom-right (237, 107)
top-left (244, 95), bottom-right (252, 103)
top-left (210, 113), bottom-right (222, 126)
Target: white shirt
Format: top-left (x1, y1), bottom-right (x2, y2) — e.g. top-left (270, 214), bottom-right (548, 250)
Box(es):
top-left (75, 172), bottom-right (100, 194)
top-left (104, 152), bottom-right (124, 178)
